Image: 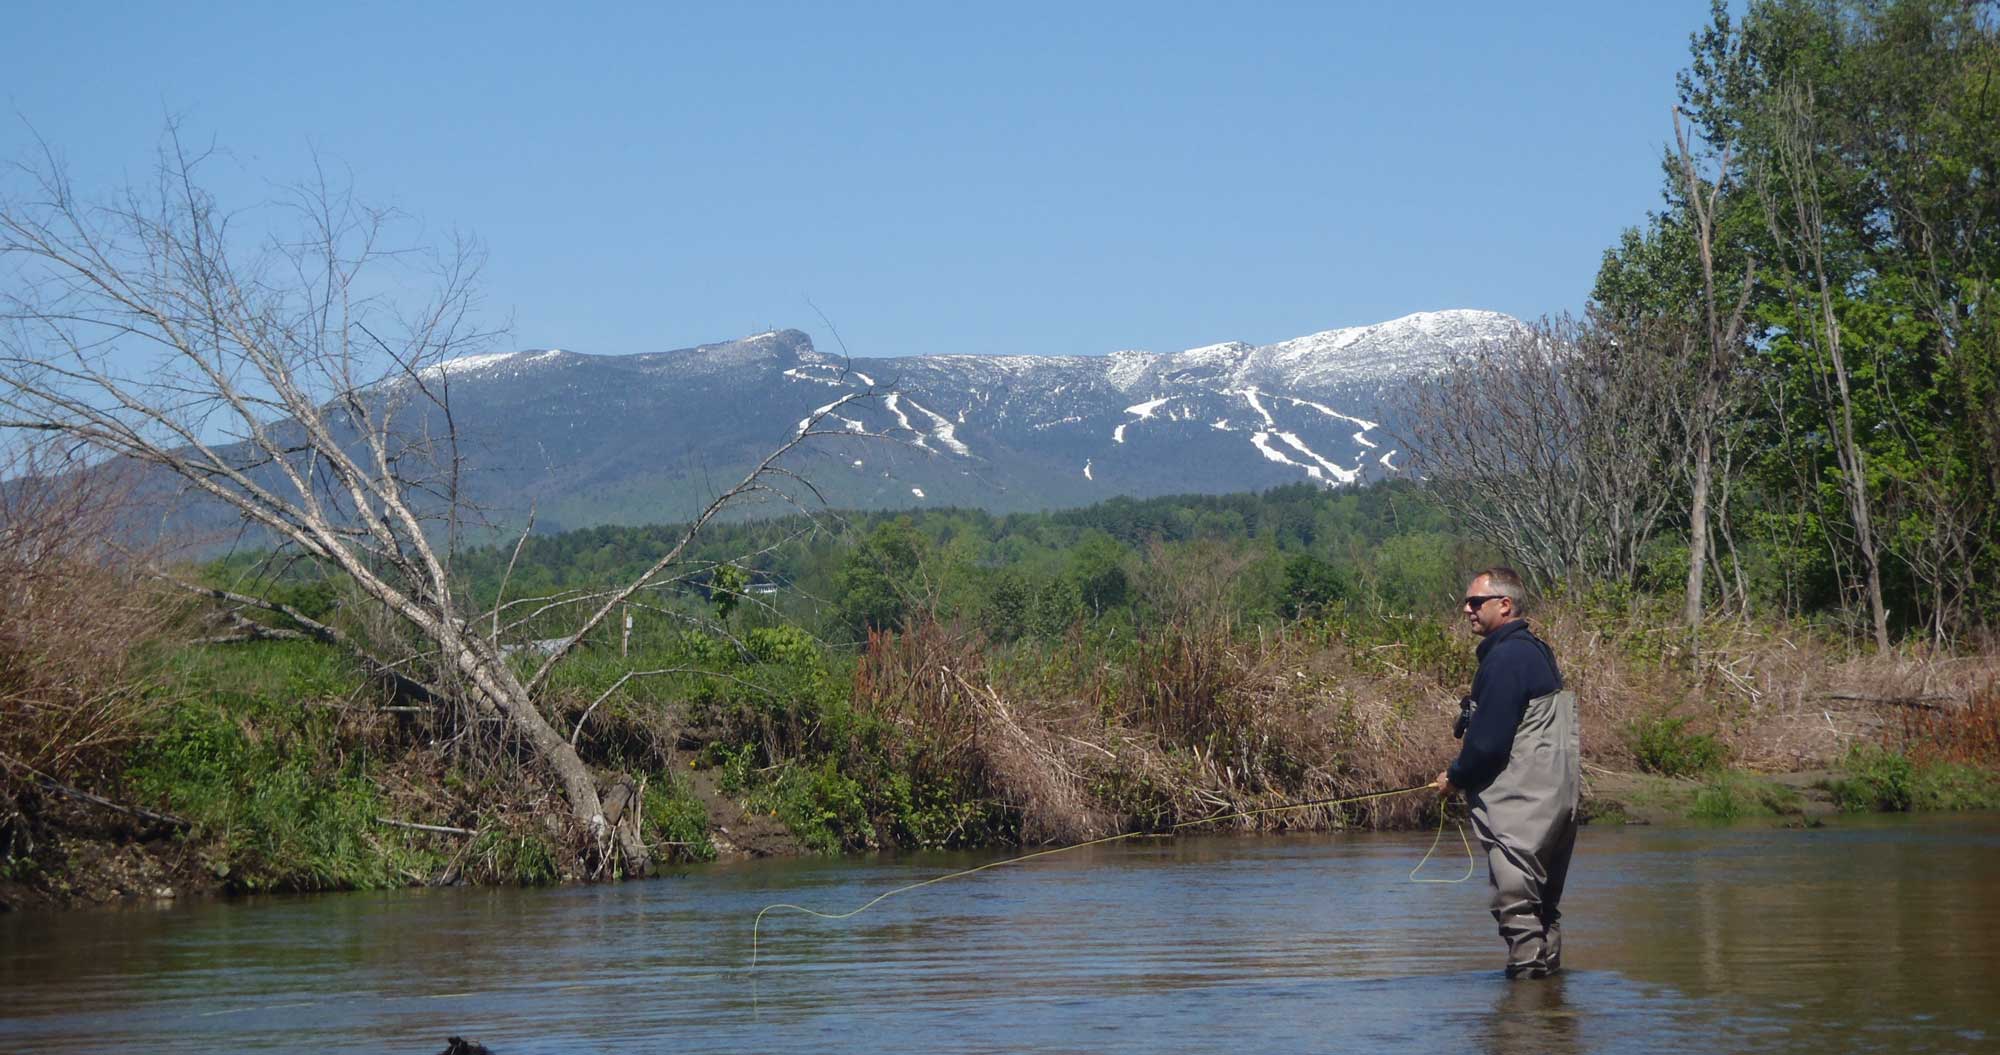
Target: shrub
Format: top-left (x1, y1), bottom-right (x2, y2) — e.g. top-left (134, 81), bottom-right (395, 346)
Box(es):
top-left (0, 451), bottom-right (175, 795)
top-left (753, 758), bottom-right (872, 855)
top-left (1831, 745), bottom-right (2000, 812)
top-left (1626, 714), bottom-right (1727, 777)
top-left (1830, 745), bottom-right (1916, 811)
top-left (469, 829), bottom-right (563, 886)
top-left (876, 771), bottom-right (997, 849)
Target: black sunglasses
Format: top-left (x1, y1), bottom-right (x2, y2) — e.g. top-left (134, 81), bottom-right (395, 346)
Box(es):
top-left (1461, 594), bottom-right (1506, 611)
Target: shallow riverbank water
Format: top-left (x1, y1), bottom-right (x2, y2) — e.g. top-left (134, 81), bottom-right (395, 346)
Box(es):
top-left (4, 812), bottom-right (1997, 1053)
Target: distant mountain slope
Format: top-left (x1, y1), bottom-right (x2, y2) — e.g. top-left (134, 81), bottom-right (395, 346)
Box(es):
top-left (128, 310), bottom-right (1520, 546)
top-left (367, 309), bottom-right (1521, 535)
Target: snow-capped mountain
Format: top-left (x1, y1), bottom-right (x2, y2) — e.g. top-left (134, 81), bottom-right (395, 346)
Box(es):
top-left (380, 309), bottom-right (1519, 533)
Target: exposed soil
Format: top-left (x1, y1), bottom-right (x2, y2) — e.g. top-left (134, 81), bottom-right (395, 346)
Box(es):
top-left (0, 792), bottom-right (222, 912)
top-left (683, 766), bottom-right (804, 859)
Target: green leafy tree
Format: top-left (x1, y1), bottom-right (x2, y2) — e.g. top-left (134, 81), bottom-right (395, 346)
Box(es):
top-left (709, 564), bottom-right (748, 622)
top-left (1068, 532), bottom-right (1131, 616)
top-left (1281, 553), bottom-right (1350, 619)
top-left (833, 519), bottom-right (927, 635)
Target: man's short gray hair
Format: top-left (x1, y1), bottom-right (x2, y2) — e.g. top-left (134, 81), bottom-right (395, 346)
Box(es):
top-left (1475, 566), bottom-right (1529, 615)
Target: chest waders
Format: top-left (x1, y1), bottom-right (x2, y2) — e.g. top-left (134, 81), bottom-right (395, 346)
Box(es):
top-left (1465, 687), bottom-right (1580, 977)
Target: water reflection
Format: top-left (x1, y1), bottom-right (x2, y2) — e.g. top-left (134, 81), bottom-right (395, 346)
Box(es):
top-left (2, 813), bottom-right (1996, 1053)
top-left (1480, 975), bottom-right (1578, 1055)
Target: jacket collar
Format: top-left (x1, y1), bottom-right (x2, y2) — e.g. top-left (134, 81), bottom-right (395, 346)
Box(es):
top-left (1475, 618), bottom-right (1531, 660)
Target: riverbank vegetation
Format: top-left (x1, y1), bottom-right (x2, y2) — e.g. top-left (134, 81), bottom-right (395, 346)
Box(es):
top-left (5, 481), bottom-right (1997, 907)
top-left (3, 0), bottom-right (1998, 908)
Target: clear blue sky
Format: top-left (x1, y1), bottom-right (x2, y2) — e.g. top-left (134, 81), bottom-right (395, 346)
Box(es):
top-left (8, 2), bottom-right (1706, 360)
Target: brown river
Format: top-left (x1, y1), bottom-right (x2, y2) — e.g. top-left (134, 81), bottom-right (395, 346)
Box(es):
top-left (3, 811), bottom-right (1997, 1053)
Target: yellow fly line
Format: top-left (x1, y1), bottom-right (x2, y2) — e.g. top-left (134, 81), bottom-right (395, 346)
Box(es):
top-left (750, 783), bottom-right (1475, 971)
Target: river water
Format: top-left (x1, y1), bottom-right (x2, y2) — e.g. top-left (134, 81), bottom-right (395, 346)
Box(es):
top-left (3, 812), bottom-right (1997, 1054)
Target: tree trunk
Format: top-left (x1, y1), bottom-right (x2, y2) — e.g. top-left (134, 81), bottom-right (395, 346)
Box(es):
top-left (1684, 429), bottom-right (1714, 630)
top-left (453, 636), bottom-right (652, 873)
top-left (1819, 280), bottom-right (1892, 652)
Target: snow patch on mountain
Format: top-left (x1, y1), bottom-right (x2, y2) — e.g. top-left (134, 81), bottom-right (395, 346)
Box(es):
top-left (1105, 351), bottom-right (1152, 390)
top-left (798, 398), bottom-right (849, 437)
top-left (1276, 431), bottom-right (1359, 485)
top-left (423, 351), bottom-right (523, 378)
top-left (1282, 395), bottom-right (1378, 430)
top-left (1250, 432), bottom-right (1306, 469)
top-left (906, 398), bottom-right (970, 456)
top-left (1233, 309), bottom-right (1520, 390)
top-left (884, 393), bottom-right (924, 449)
top-left (783, 367), bottom-right (846, 387)
top-left (1236, 388), bottom-right (1277, 428)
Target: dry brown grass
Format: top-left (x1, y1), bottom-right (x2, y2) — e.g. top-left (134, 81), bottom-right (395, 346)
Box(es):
top-left (854, 619), bottom-right (1109, 842)
top-left (0, 453), bottom-right (179, 797)
top-left (1894, 680), bottom-right (2000, 768)
top-left (858, 593), bottom-right (2000, 845)
top-left (853, 548), bottom-right (1477, 842)
top-left (1529, 605), bottom-right (2000, 773)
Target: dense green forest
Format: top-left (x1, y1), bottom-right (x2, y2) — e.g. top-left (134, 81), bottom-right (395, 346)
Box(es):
top-left (442, 482), bottom-right (1490, 650)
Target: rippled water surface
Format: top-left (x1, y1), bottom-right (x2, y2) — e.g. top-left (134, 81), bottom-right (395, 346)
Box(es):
top-left (4, 812), bottom-right (1998, 1053)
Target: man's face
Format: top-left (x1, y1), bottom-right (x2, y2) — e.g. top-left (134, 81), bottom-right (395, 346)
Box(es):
top-left (1461, 576), bottom-right (1515, 636)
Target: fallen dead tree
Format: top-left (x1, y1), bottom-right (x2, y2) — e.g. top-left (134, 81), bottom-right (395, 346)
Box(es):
top-left (0, 129), bottom-right (879, 875)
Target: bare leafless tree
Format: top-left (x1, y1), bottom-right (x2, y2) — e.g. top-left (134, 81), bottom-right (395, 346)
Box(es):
top-left (1671, 108), bottom-right (1758, 636)
top-left (0, 129), bottom-right (871, 873)
top-left (1400, 314), bottom-right (1694, 593)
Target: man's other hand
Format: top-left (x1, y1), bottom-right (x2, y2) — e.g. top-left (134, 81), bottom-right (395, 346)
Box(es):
top-left (1432, 770), bottom-right (1457, 797)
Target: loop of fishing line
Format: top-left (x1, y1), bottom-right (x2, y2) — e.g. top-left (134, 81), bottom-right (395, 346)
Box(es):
top-left (750, 783), bottom-right (1474, 972)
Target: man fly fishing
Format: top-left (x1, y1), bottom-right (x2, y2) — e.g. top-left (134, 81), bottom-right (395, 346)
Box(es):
top-left (1432, 567), bottom-right (1580, 979)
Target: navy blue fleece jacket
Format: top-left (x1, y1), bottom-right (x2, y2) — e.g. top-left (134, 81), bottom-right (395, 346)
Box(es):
top-left (1446, 620), bottom-right (1563, 794)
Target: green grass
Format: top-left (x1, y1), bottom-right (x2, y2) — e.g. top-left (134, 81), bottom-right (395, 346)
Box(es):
top-left (642, 772), bottom-right (716, 862)
top-left (1827, 746), bottom-right (2000, 813)
top-left (1686, 772), bottom-right (1803, 821)
top-left (1587, 769), bottom-right (1802, 824)
top-left (127, 641), bottom-right (445, 892)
